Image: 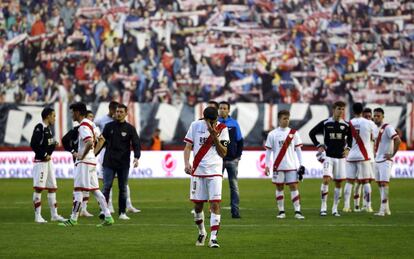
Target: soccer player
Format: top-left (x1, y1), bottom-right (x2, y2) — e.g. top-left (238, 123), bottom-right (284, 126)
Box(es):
top-left (343, 103), bottom-right (377, 213)
top-left (184, 106), bottom-right (229, 248)
top-left (30, 107), bottom-right (66, 223)
top-left (59, 102), bottom-right (114, 227)
top-left (218, 101), bottom-right (244, 218)
top-left (372, 108), bottom-right (401, 216)
top-left (309, 101), bottom-right (352, 216)
top-left (264, 110), bottom-right (305, 220)
top-left (95, 102), bottom-right (141, 214)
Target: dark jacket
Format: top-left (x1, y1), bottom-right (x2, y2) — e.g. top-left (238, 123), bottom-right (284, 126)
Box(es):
top-left (30, 123), bottom-right (56, 161)
top-left (102, 120), bottom-right (141, 169)
top-left (218, 116), bottom-right (243, 160)
top-left (62, 126), bottom-right (80, 154)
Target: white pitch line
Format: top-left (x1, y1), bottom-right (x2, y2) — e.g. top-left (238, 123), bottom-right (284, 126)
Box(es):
top-left (1, 223), bottom-right (414, 228)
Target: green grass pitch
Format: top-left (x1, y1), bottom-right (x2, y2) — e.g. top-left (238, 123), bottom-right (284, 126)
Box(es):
top-left (0, 178), bottom-right (413, 258)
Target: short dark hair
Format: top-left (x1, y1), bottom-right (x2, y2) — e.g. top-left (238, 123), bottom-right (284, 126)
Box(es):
top-left (219, 101), bottom-right (230, 110)
top-left (41, 107), bottom-right (54, 120)
top-left (69, 102), bottom-right (87, 116)
top-left (333, 101), bottom-right (346, 109)
top-left (352, 103), bottom-right (363, 115)
top-left (86, 110), bottom-right (94, 116)
top-left (117, 103), bottom-right (128, 111)
top-left (203, 106), bottom-right (218, 120)
top-left (278, 110), bottom-right (290, 119)
top-left (109, 101), bottom-right (118, 111)
top-left (363, 107), bottom-right (372, 114)
top-left (207, 101), bottom-right (219, 109)
top-left (373, 107), bottom-right (384, 115)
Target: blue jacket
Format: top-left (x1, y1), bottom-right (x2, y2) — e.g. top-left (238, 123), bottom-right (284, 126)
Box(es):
top-left (218, 116), bottom-right (243, 160)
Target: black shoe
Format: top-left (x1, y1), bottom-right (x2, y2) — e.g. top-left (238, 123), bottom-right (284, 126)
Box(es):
top-left (98, 212), bottom-right (105, 220)
top-left (231, 214), bottom-right (241, 219)
top-left (208, 239), bottom-right (220, 248)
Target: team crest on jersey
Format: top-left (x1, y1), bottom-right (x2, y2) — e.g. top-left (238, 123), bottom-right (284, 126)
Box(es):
top-left (121, 132), bottom-right (127, 137)
top-left (340, 125), bottom-right (345, 130)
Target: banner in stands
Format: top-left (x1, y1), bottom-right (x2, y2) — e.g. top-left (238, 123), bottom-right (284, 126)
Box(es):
top-left (0, 102), bottom-right (410, 147)
top-left (0, 151), bottom-right (413, 179)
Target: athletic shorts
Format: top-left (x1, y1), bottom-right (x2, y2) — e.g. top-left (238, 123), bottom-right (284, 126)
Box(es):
top-left (190, 176), bottom-right (222, 202)
top-left (375, 161), bottom-right (393, 183)
top-left (272, 170), bottom-right (298, 185)
top-left (346, 161), bottom-right (374, 181)
top-left (74, 162), bottom-right (100, 191)
top-left (323, 157), bottom-right (346, 181)
top-left (33, 160), bottom-right (57, 190)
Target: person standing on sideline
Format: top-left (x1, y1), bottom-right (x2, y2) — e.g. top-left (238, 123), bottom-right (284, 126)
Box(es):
top-left (218, 101), bottom-right (244, 218)
top-left (372, 108), bottom-right (401, 216)
top-left (184, 106), bottom-right (229, 248)
top-left (343, 103), bottom-right (377, 213)
top-left (149, 128), bottom-right (163, 150)
top-left (30, 107), bottom-right (66, 223)
top-left (101, 104), bottom-right (141, 220)
top-left (59, 102), bottom-right (113, 227)
top-left (264, 110), bottom-right (306, 220)
top-left (309, 101), bottom-right (352, 217)
top-left (95, 101), bottom-right (141, 213)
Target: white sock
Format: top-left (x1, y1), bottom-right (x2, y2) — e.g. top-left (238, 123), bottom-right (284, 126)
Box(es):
top-left (276, 190), bottom-right (284, 212)
top-left (47, 192), bottom-right (58, 217)
top-left (93, 190), bottom-right (111, 217)
top-left (194, 211), bottom-right (206, 235)
top-left (353, 183), bottom-right (361, 208)
top-left (33, 192), bottom-right (42, 216)
top-left (109, 188), bottom-right (113, 209)
top-left (343, 183), bottom-right (352, 209)
top-left (126, 185), bottom-right (132, 208)
top-left (71, 191), bottom-right (83, 221)
top-left (321, 184), bottom-right (328, 211)
top-left (363, 183), bottom-right (372, 208)
top-left (291, 190), bottom-right (301, 212)
top-left (210, 212), bottom-right (221, 240)
top-left (81, 191), bottom-right (89, 211)
top-left (383, 186), bottom-right (390, 212)
top-left (332, 187), bottom-right (341, 212)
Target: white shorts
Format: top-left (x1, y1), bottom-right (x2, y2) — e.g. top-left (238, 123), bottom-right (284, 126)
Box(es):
top-left (375, 161), bottom-right (393, 183)
top-left (323, 157), bottom-right (346, 181)
top-left (33, 161), bottom-right (57, 190)
top-left (272, 170), bottom-right (298, 185)
top-left (346, 161), bottom-right (374, 180)
top-left (74, 162), bottom-right (100, 191)
top-left (190, 176), bottom-right (222, 202)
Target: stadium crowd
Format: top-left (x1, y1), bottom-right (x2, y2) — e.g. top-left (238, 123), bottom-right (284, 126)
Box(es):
top-left (0, 0), bottom-right (413, 106)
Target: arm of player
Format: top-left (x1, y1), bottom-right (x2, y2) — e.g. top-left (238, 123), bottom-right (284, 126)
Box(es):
top-left (94, 135), bottom-right (105, 156)
top-left (131, 126), bottom-right (141, 167)
top-left (184, 142), bottom-right (193, 175)
top-left (309, 121), bottom-right (325, 151)
top-left (265, 148), bottom-right (272, 176)
top-left (206, 120), bottom-right (227, 158)
top-left (385, 136), bottom-right (401, 160)
top-left (296, 147), bottom-right (305, 181)
top-left (77, 139), bottom-right (93, 160)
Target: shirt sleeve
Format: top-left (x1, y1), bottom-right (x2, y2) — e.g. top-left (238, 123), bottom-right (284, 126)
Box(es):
top-left (184, 122), bottom-right (194, 144)
top-left (294, 131), bottom-right (303, 148)
top-left (308, 120), bottom-right (324, 146)
top-left (219, 126), bottom-right (230, 143)
top-left (130, 125), bottom-right (141, 159)
top-left (79, 124), bottom-right (93, 143)
top-left (386, 125), bottom-right (398, 139)
top-left (234, 120), bottom-right (243, 141)
top-left (264, 132), bottom-right (273, 150)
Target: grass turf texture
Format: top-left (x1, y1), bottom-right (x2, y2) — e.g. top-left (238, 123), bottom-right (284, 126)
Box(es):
top-left (0, 179), bottom-right (413, 258)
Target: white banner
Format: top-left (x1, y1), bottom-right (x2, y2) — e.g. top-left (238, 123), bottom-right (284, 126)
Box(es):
top-left (1, 151), bottom-right (413, 179)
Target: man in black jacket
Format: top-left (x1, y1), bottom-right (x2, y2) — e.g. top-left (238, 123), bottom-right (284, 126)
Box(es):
top-left (30, 107), bottom-right (66, 223)
top-left (101, 104), bottom-right (141, 220)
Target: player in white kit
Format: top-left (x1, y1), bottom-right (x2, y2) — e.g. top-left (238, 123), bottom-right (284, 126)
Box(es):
top-left (343, 103), bottom-right (377, 213)
top-left (372, 108), bottom-right (401, 216)
top-left (184, 107), bottom-right (229, 248)
top-left (264, 110), bottom-right (306, 220)
top-left (59, 102), bottom-right (114, 227)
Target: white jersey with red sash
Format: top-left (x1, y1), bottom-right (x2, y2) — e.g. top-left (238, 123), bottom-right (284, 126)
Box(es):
top-left (347, 117), bottom-right (376, 162)
top-left (76, 118), bottom-right (98, 165)
top-left (184, 120), bottom-right (229, 177)
top-left (265, 127), bottom-right (303, 171)
top-left (374, 123), bottom-right (398, 163)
